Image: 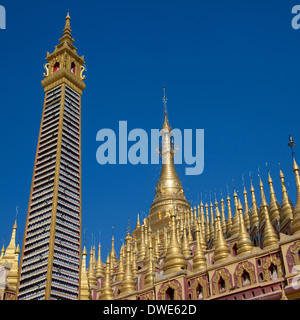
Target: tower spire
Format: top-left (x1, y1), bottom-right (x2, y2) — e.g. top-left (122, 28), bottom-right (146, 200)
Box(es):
top-left (59, 11), bottom-right (74, 45)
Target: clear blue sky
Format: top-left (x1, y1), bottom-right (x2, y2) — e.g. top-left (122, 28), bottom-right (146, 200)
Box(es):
top-left (0, 0), bottom-right (299, 260)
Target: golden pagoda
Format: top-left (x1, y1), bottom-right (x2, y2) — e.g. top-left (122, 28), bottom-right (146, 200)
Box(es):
top-left (2, 14), bottom-right (300, 302)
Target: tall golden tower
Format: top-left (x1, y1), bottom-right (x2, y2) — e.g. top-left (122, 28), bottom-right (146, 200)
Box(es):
top-left (17, 13), bottom-right (86, 300)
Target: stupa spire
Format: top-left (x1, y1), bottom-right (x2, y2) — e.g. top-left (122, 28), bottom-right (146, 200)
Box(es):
top-left (59, 11), bottom-right (74, 45)
top-left (236, 199), bottom-right (254, 256)
top-left (163, 208), bottom-right (187, 274)
top-left (214, 202), bottom-right (230, 263)
top-left (149, 87), bottom-right (190, 231)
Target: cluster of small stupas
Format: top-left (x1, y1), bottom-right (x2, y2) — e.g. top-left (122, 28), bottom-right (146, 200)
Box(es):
top-left (79, 111), bottom-right (300, 300)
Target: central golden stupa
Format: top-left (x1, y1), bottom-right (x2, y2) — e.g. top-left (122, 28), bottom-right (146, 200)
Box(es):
top-left (133, 92), bottom-right (191, 240)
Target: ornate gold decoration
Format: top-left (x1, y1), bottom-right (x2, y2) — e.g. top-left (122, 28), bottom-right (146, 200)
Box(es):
top-left (212, 268), bottom-right (231, 295)
top-left (80, 65), bottom-right (87, 80)
top-left (43, 63), bottom-right (49, 77)
top-left (262, 255), bottom-right (282, 281)
top-left (158, 279), bottom-right (182, 300)
top-left (289, 241), bottom-right (300, 266)
top-left (234, 261), bottom-right (255, 288)
top-left (192, 276), bottom-right (209, 299)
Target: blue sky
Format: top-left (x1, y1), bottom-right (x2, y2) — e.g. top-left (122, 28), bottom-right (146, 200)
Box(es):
top-left (0, 0), bottom-right (300, 259)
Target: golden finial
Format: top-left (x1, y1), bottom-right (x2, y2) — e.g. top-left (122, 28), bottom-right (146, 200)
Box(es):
top-left (179, 210), bottom-right (184, 239)
top-left (163, 209), bottom-right (187, 275)
top-left (144, 229), bottom-right (156, 287)
top-left (95, 241), bottom-right (105, 278)
top-left (88, 246), bottom-right (97, 287)
top-left (187, 211), bottom-right (193, 244)
top-left (220, 191), bottom-right (227, 235)
top-left (230, 189), bottom-right (240, 237)
top-left (0, 244), bottom-right (4, 260)
top-left (162, 226), bottom-right (168, 256)
top-left (3, 218), bottom-right (18, 263)
top-left (279, 166), bottom-right (294, 226)
top-left (192, 222), bottom-right (206, 271)
top-left (200, 201), bottom-right (206, 239)
top-left (154, 231), bottom-right (160, 261)
top-left (120, 232), bottom-right (136, 295)
top-left (162, 86), bottom-right (172, 132)
top-left (214, 202), bottom-right (230, 263)
top-left (242, 176), bottom-right (250, 231)
top-left (237, 199), bottom-right (254, 256)
top-left (280, 286), bottom-right (288, 300)
top-left (110, 226), bottom-right (118, 266)
top-left (182, 221), bottom-right (191, 258)
top-left (249, 173), bottom-right (259, 231)
top-left (226, 183), bottom-right (233, 236)
top-left (261, 189), bottom-right (279, 249)
top-left (115, 245), bottom-right (125, 283)
top-left (205, 201), bottom-right (210, 243)
top-left (267, 164), bottom-right (281, 225)
top-left (258, 170), bottom-right (268, 224)
top-left (131, 242), bottom-right (138, 278)
top-left (79, 246), bottom-right (90, 300)
top-left (143, 225), bottom-right (151, 267)
top-left (100, 254), bottom-right (113, 300)
top-left (59, 11), bottom-right (74, 45)
top-left (209, 198), bottom-right (215, 241)
top-left (136, 213), bottom-right (141, 229)
top-left (137, 224), bottom-right (146, 261)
